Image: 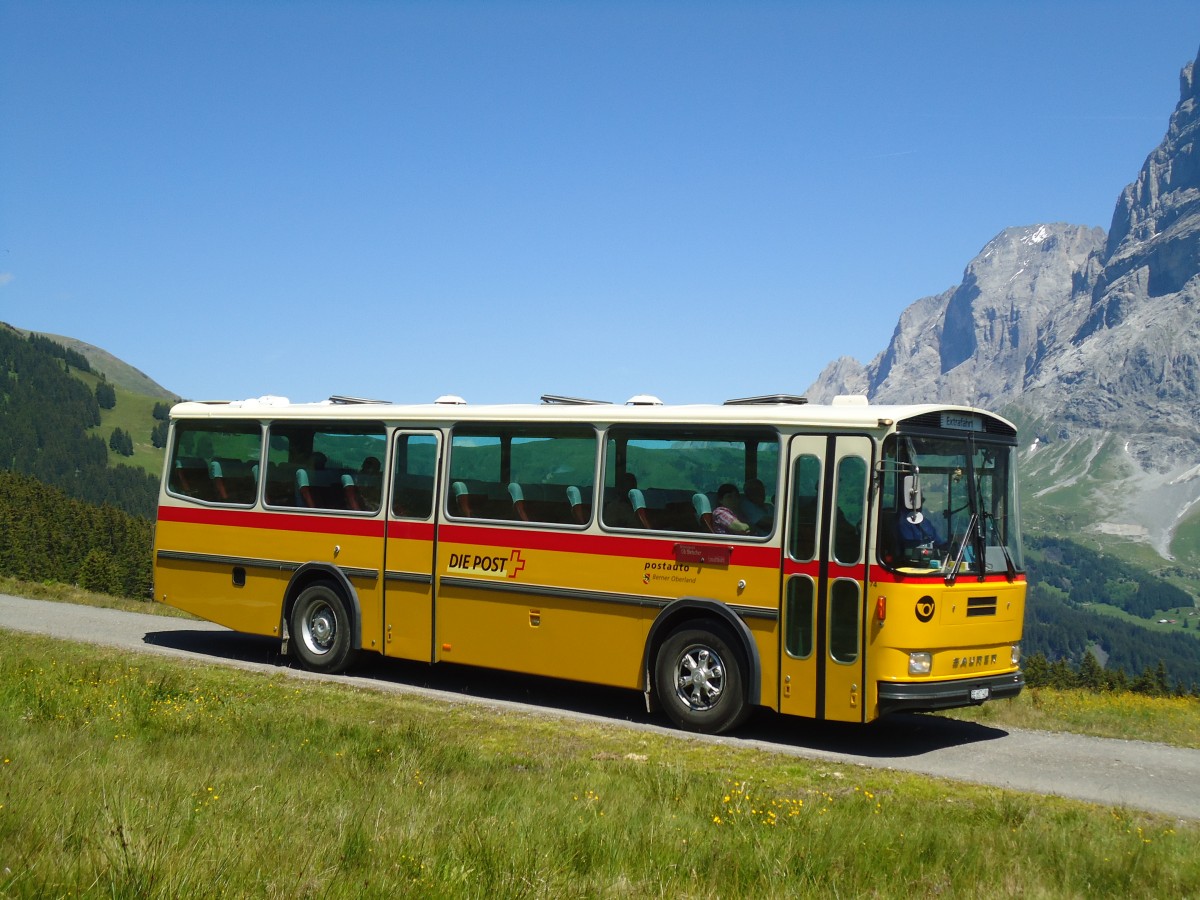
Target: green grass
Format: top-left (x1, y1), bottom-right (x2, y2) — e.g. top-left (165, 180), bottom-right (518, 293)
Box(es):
top-left (0, 576), bottom-right (195, 619)
top-left (943, 688), bottom-right (1200, 749)
top-left (1, 632), bottom-right (1197, 899)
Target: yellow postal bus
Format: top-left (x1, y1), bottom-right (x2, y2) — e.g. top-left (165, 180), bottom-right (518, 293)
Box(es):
top-left (153, 393), bottom-right (1025, 733)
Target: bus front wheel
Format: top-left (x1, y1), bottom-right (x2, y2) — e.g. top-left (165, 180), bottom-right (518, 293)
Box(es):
top-left (655, 623), bottom-right (747, 734)
top-left (289, 582), bottom-right (356, 674)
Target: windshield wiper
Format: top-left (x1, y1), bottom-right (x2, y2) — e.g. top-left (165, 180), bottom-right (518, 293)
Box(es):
top-left (944, 512), bottom-right (977, 586)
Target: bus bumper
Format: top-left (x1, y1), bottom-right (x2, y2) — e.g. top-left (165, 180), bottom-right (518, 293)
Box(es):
top-left (877, 671), bottom-right (1024, 715)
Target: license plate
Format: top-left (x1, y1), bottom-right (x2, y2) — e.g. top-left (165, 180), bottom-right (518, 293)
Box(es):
top-left (970, 687), bottom-right (990, 701)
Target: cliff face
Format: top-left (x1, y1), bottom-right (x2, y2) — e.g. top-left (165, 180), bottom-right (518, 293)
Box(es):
top-left (806, 223), bottom-right (1106, 408)
top-left (806, 46), bottom-right (1200, 560)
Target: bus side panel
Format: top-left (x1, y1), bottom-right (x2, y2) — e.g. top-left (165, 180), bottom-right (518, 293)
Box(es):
top-left (433, 525), bottom-right (780, 696)
top-left (435, 581), bottom-right (651, 687)
top-left (154, 507), bottom-right (387, 652)
top-left (154, 516), bottom-right (288, 637)
top-left (434, 529), bottom-right (644, 688)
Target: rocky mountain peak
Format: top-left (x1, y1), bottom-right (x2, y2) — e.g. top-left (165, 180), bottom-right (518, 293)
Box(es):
top-left (806, 45), bottom-right (1200, 561)
top-left (1092, 46), bottom-right (1200, 320)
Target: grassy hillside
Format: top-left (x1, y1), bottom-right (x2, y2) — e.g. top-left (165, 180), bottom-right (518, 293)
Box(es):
top-left (77, 367), bottom-right (169, 478)
top-left (29, 329), bottom-right (176, 399)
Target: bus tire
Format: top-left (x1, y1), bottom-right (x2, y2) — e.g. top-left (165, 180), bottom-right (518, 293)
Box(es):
top-left (655, 622), bottom-right (747, 734)
top-left (289, 581), bottom-right (357, 674)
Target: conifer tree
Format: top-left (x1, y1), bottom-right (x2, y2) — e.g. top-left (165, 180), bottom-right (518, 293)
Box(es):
top-left (96, 380), bottom-right (117, 409)
top-left (1079, 649), bottom-right (1105, 691)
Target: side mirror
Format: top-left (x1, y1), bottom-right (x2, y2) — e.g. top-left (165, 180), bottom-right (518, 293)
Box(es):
top-left (903, 475), bottom-right (922, 511)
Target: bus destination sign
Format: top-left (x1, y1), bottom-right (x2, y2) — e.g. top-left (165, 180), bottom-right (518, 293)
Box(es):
top-left (940, 412), bottom-right (983, 432)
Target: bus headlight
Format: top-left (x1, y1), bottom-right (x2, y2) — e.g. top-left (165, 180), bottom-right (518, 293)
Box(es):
top-left (908, 651), bottom-right (932, 676)
top-left (1011, 643), bottom-right (1021, 666)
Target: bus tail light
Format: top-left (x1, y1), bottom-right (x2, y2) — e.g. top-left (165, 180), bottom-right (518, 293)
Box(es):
top-left (908, 651), bottom-right (932, 676)
top-left (875, 596), bottom-right (886, 622)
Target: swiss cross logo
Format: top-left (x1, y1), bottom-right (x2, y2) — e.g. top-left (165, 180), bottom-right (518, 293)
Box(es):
top-left (508, 549), bottom-right (526, 578)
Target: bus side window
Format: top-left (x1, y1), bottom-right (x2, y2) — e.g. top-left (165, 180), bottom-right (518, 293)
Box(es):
top-left (167, 422), bottom-right (261, 507)
top-left (447, 426), bottom-right (595, 525)
top-left (266, 422), bottom-right (386, 512)
top-left (603, 428), bottom-right (779, 537)
top-left (391, 434), bottom-right (437, 519)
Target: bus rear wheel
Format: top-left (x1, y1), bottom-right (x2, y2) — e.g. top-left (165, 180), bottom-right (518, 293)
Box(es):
top-left (289, 582), bottom-right (356, 674)
top-left (655, 623), bottom-right (747, 734)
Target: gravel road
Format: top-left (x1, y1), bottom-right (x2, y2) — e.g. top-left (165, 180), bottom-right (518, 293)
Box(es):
top-left (2, 593), bottom-right (1198, 821)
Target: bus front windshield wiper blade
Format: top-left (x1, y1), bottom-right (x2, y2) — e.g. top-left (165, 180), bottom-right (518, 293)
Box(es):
top-left (944, 512), bottom-right (977, 586)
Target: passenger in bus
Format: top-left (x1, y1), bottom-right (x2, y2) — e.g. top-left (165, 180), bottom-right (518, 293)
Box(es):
top-left (345, 453), bottom-right (381, 511)
top-left (713, 484), bottom-right (751, 535)
top-left (740, 478), bottom-right (775, 534)
top-left (603, 472), bottom-right (641, 528)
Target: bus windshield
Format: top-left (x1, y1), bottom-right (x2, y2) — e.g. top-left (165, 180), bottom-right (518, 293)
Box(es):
top-left (879, 433), bottom-right (1023, 577)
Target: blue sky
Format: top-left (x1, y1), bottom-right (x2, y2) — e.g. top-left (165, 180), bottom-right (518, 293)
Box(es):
top-left (3, 2), bottom-right (1199, 406)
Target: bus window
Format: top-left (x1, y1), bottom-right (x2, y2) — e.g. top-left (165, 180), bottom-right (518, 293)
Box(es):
top-left (167, 421), bottom-right (262, 506)
top-left (829, 579), bottom-right (860, 663)
top-left (391, 434), bottom-right (438, 519)
top-left (785, 576), bottom-right (815, 658)
top-left (832, 456), bottom-right (867, 565)
top-left (447, 425), bottom-right (597, 524)
top-left (265, 422), bottom-right (387, 512)
top-left (788, 454), bottom-right (821, 561)
top-left (603, 427), bottom-right (779, 535)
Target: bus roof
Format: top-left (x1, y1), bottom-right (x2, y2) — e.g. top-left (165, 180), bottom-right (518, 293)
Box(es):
top-left (168, 394), bottom-right (1016, 434)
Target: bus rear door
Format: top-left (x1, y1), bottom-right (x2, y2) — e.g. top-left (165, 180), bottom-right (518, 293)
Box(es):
top-left (383, 431), bottom-right (441, 662)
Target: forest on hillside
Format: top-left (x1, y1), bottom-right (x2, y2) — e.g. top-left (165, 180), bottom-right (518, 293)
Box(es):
top-left (0, 326), bottom-right (159, 518)
top-left (0, 471), bottom-right (153, 598)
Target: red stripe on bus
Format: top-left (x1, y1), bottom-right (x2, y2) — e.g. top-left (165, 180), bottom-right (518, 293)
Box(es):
top-left (433, 523), bottom-right (781, 568)
top-left (156, 505), bottom-right (386, 538)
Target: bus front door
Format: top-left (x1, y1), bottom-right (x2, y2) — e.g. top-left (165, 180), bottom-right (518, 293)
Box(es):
top-left (780, 434), bottom-right (872, 723)
top-left (383, 431), bottom-right (441, 662)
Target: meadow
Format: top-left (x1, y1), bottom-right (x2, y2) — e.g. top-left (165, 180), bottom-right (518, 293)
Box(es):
top-left (2, 626), bottom-right (1198, 898)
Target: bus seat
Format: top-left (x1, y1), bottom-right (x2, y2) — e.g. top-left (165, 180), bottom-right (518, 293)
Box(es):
top-left (296, 469), bottom-right (316, 507)
top-left (172, 457), bottom-right (209, 498)
top-left (341, 473), bottom-right (362, 511)
top-left (452, 481), bottom-right (480, 517)
top-left (566, 485), bottom-right (589, 524)
top-left (207, 460), bottom-right (228, 500)
top-left (628, 488), bottom-right (652, 529)
top-left (210, 458), bottom-right (257, 504)
top-left (508, 482), bottom-right (529, 521)
top-left (692, 492), bottom-right (715, 533)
